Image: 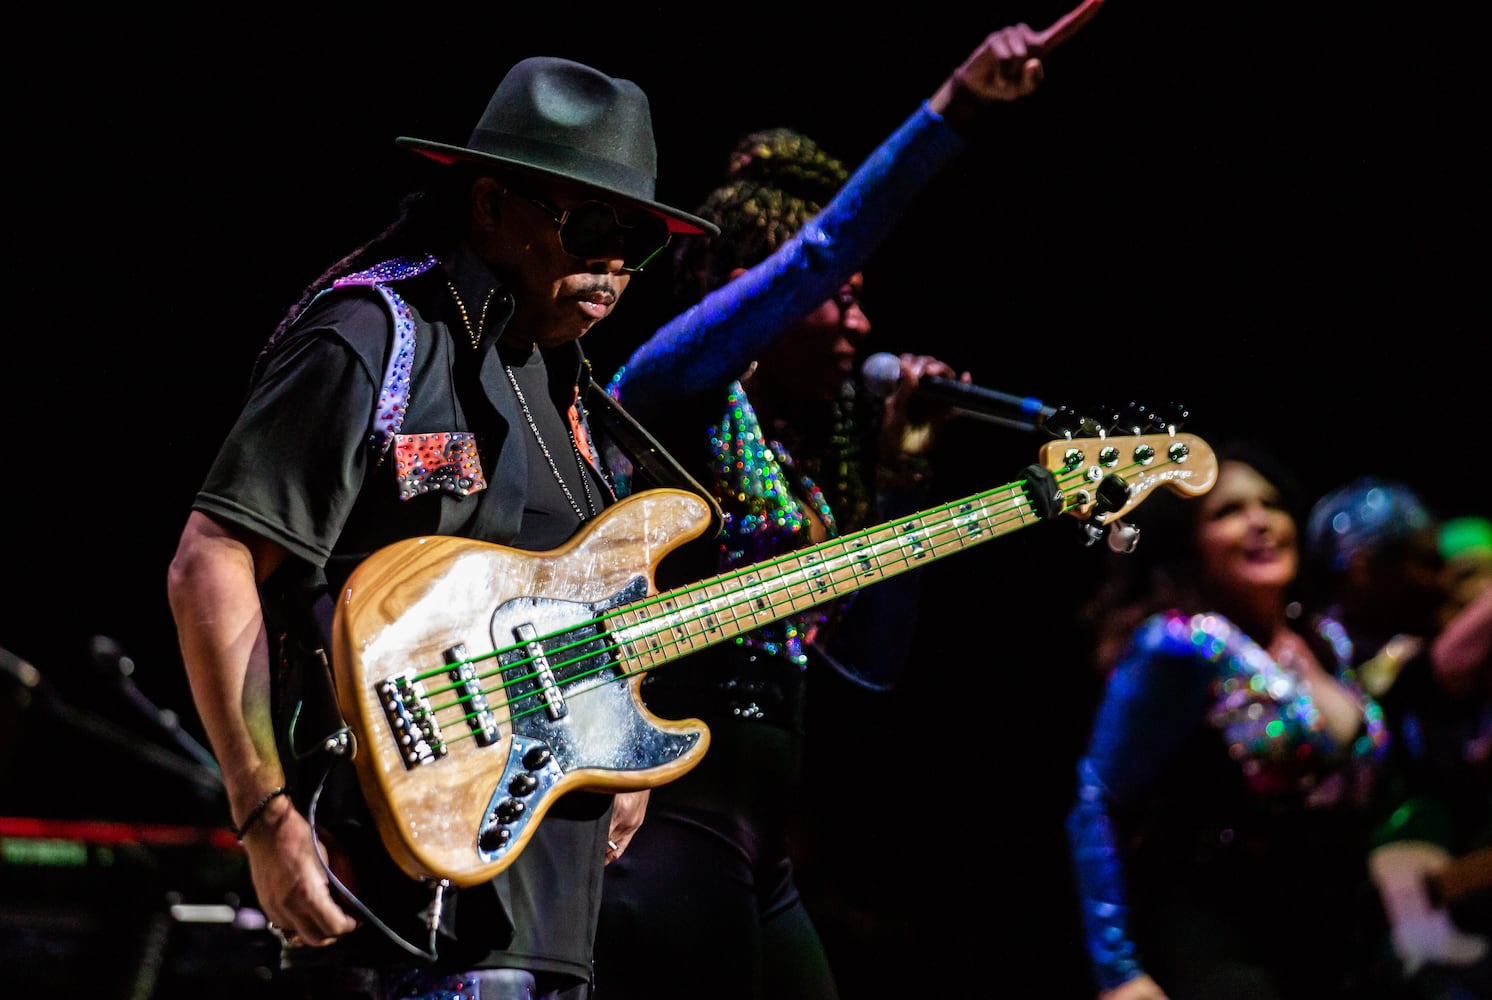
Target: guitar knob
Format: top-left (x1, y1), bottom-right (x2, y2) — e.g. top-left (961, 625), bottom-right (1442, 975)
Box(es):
top-left (509, 772), bottom-right (540, 796)
top-left (523, 745), bottom-right (553, 770)
top-left (494, 798), bottom-right (526, 822)
top-left (479, 826), bottom-right (513, 852)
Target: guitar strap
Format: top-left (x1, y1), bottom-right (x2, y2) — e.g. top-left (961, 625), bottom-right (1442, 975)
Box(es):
top-left (582, 377), bottom-right (724, 538)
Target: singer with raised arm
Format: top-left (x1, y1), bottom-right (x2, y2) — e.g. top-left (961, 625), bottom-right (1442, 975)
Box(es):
top-left (596, 5), bottom-right (1104, 998)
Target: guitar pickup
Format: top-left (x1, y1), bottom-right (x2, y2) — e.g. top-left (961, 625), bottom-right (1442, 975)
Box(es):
top-left (446, 644), bottom-right (500, 747)
top-left (513, 624), bottom-right (568, 722)
top-left (378, 672), bottom-right (447, 769)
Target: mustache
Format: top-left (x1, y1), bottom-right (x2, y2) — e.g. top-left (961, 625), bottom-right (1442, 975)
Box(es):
top-left (571, 278), bottom-right (618, 300)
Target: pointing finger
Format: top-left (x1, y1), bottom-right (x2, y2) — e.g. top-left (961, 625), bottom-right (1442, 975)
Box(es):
top-left (1035, 0), bottom-right (1105, 50)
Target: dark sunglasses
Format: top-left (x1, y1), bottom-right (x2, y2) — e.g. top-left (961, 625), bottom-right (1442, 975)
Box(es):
top-left (507, 186), bottom-right (672, 272)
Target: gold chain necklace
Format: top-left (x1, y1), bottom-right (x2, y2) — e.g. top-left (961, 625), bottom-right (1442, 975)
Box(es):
top-left (445, 280), bottom-right (494, 350)
top-left (503, 362), bottom-right (598, 523)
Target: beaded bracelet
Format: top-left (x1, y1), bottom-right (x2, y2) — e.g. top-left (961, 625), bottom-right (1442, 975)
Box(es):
top-left (233, 785), bottom-right (290, 841)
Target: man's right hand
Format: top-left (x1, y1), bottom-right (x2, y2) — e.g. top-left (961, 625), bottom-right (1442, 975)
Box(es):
top-left (244, 799), bottom-right (361, 947)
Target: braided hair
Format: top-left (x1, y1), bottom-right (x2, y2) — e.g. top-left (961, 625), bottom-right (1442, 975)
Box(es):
top-left (672, 127), bottom-right (850, 303)
top-left (674, 128), bottom-right (882, 530)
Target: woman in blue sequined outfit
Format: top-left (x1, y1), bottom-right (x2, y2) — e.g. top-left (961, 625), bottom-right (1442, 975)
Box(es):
top-left (595, 9), bottom-right (1104, 999)
top-left (1065, 443), bottom-right (1398, 1000)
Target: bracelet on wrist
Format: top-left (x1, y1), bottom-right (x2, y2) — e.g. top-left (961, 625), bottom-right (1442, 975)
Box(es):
top-left (233, 785), bottom-right (290, 841)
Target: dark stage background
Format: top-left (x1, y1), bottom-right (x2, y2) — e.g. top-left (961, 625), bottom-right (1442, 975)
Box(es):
top-left (5, 3), bottom-right (1487, 997)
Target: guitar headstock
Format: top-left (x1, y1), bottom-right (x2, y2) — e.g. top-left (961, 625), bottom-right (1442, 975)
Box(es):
top-left (1034, 430), bottom-right (1218, 528)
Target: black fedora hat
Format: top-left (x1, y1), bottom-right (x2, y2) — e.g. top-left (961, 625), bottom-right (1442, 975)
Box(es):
top-left (397, 56), bottom-right (717, 236)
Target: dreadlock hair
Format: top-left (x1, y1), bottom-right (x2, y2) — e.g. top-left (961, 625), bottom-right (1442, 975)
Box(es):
top-left (672, 127), bottom-right (849, 305)
top-left (251, 163), bottom-right (484, 384)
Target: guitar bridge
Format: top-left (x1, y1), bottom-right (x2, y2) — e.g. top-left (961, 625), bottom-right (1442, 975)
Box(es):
top-left (378, 672), bottom-right (447, 769)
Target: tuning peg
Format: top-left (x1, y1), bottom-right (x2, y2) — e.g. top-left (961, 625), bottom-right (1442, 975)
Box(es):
top-left (1085, 402), bottom-right (1122, 434)
top-left (1107, 519), bottom-right (1141, 554)
top-left (1152, 402), bottom-right (1190, 432)
top-left (1113, 401), bottom-right (1160, 437)
top-left (1092, 473), bottom-right (1132, 519)
top-left (1042, 405), bottom-right (1085, 439)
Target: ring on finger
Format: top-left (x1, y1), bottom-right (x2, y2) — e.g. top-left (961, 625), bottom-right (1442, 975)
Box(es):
top-left (267, 922), bottom-right (302, 946)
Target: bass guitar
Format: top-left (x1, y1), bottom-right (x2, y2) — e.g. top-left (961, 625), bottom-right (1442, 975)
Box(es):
top-left (331, 430), bottom-right (1217, 886)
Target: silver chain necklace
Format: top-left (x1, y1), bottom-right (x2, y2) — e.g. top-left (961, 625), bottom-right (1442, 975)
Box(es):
top-left (503, 362), bottom-right (597, 523)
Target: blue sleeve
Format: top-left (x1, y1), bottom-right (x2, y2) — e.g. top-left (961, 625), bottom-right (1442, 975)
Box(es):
top-left (610, 104), bottom-right (966, 422)
top-left (1065, 615), bottom-right (1216, 992)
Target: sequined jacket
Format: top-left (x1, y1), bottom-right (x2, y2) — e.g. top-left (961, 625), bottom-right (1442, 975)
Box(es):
top-left (1065, 610), bottom-right (1390, 992)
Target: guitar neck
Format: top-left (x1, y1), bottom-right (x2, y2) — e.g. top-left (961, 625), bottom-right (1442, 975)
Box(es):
top-left (607, 477), bottom-right (1041, 669)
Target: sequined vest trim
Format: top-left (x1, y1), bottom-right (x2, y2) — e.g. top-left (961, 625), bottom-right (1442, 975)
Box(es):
top-left (329, 253), bottom-right (439, 461)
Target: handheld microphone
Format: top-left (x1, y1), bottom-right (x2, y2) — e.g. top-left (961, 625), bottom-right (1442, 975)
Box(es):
top-left (860, 352), bottom-right (1056, 432)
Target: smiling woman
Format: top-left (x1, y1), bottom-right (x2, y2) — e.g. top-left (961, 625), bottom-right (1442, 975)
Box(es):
top-left (1065, 440), bottom-right (1399, 1000)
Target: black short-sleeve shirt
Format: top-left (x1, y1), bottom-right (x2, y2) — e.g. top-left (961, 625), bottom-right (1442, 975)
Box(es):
top-left (194, 264), bottom-right (609, 988)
